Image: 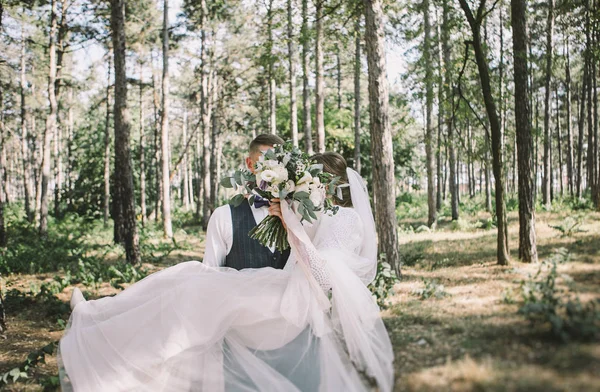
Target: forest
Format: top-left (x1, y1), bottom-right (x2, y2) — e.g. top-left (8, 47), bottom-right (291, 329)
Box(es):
top-left (0, 0), bottom-right (599, 390)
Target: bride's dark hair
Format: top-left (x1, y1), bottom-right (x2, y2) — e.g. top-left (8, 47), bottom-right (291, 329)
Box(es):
top-left (311, 152), bottom-right (353, 208)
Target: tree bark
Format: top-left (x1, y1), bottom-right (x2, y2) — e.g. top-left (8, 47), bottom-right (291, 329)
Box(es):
top-left (436, 6), bottom-right (443, 212)
top-left (354, 14), bottom-right (362, 172)
top-left (104, 52), bottom-right (112, 229)
top-left (541, 0), bottom-right (554, 208)
top-left (161, 0), bottom-right (173, 238)
top-left (565, 36), bottom-right (574, 197)
top-left (459, 0), bottom-right (510, 265)
top-left (139, 59), bottom-right (147, 225)
top-left (301, 0), bottom-right (313, 154)
top-left (423, 0), bottom-right (436, 227)
top-left (288, 0), bottom-right (299, 147)
top-left (267, 0), bottom-right (276, 135)
top-left (200, 5), bottom-right (212, 230)
top-left (315, 0), bottom-right (325, 153)
top-left (576, 73), bottom-right (586, 197)
top-left (0, 89), bottom-right (6, 248)
top-left (110, 0), bottom-right (140, 263)
top-left (182, 109), bottom-right (190, 210)
top-left (363, 0), bottom-right (400, 273)
top-left (511, 0), bottom-right (538, 263)
top-left (442, 0), bottom-right (458, 220)
top-left (555, 86), bottom-right (563, 196)
top-left (40, 0), bottom-right (58, 236)
top-left (152, 61), bottom-right (162, 221)
top-left (20, 21), bottom-right (33, 223)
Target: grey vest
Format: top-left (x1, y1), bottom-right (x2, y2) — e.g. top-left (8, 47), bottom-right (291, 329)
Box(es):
top-left (224, 199), bottom-right (290, 270)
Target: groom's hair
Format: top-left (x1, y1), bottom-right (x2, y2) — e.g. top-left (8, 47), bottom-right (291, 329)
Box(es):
top-left (249, 134), bottom-right (285, 155)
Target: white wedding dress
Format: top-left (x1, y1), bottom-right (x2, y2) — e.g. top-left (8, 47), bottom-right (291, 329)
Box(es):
top-left (58, 169), bottom-right (394, 392)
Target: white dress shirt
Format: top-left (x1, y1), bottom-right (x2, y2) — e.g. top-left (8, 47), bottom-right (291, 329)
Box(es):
top-left (203, 203), bottom-right (271, 267)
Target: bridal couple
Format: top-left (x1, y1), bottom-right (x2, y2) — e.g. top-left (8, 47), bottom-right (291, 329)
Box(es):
top-left (58, 134), bottom-right (395, 392)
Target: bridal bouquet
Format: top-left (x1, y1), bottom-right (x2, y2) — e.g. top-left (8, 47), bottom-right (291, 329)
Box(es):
top-left (221, 141), bottom-right (340, 252)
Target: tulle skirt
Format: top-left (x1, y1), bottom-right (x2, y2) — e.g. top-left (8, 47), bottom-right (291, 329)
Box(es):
top-left (58, 257), bottom-right (393, 392)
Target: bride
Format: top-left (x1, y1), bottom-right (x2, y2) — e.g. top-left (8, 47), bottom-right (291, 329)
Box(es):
top-left (58, 152), bottom-right (394, 392)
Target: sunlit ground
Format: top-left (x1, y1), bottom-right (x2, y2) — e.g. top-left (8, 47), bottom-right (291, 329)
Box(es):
top-left (1, 209), bottom-right (599, 391)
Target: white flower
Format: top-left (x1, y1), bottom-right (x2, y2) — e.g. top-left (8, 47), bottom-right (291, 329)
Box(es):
top-left (260, 170), bottom-right (278, 183)
top-left (295, 182), bottom-right (310, 194)
top-left (283, 180), bottom-right (295, 193)
top-left (297, 171), bottom-right (312, 184)
top-left (274, 165), bottom-right (289, 182)
top-left (312, 176), bottom-right (321, 186)
top-left (309, 187), bottom-right (326, 207)
top-left (264, 159), bottom-right (279, 169)
top-left (282, 152), bottom-right (292, 166)
top-left (268, 185), bottom-right (280, 198)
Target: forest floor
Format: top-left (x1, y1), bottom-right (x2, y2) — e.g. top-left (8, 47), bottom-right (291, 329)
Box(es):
top-left (0, 208), bottom-right (599, 391)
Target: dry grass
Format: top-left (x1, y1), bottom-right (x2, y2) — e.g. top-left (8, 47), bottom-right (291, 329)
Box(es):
top-left (389, 210), bottom-right (600, 391)
top-left (1, 210), bottom-right (599, 391)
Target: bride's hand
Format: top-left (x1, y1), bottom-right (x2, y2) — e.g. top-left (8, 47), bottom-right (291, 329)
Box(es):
top-left (268, 199), bottom-right (287, 230)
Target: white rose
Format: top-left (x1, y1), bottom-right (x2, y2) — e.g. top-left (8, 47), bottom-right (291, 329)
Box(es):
top-left (309, 188), bottom-right (326, 207)
top-left (260, 170), bottom-right (278, 183)
top-left (295, 182), bottom-right (310, 194)
top-left (284, 180), bottom-right (295, 193)
top-left (274, 165), bottom-right (289, 182)
top-left (268, 185), bottom-right (280, 198)
top-left (298, 171), bottom-right (312, 184)
top-left (312, 176), bottom-right (321, 186)
top-left (265, 159), bottom-right (279, 169)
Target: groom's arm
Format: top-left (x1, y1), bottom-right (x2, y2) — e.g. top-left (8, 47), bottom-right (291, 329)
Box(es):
top-left (203, 205), bottom-right (233, 267)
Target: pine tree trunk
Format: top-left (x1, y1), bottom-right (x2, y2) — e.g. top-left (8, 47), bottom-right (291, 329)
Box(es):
top-left (288, 0), bottom-right (299, 147)
top-left (442, 0), bottom-right (458, 220)
top-left (301, 0), bottom-right (313, 154)
top-left (565, 37), bottom-right (574, 197)
top-left (161, 0), bottom-right (173, 238)
top-left (336, 46), bottom-right (342, 110)
top-left (152, 63), bottom-right (162, 221)
top-left (542, 0), bottom-right (554, 207)
top-left (556, 86), bottom-right (564, 196)
top-left (267, 0), bottom-right (276, 135)
top-left (110, 0), bottom-right (140, 264)
top-left (363, 0), bottom-right (400, 273)
top-left (459, 0), bottom-right (510, 265)
top-left (104, 52), bottom-right (112, 229)
top-left (210, 75), bottom-right (219, 209)
top-left (139, 59), bottom-right (147, 225)
top-left (200, 0), bottom-right (212, 230)
top-left (436, 8), bottom-right (443, 212)
top-left (20, 22), bottom-right (33, 223)
top-left (423, 0), bottom-right (436, 227)
top-left (353, 15), bottom-right (362, 172)
top-left (40, 0), bottom-right (58, 236)
top-left (0, 89), bottom-right (6, 248)
top-left (576, 73), bottom-right (586, 197)
top-left (511, 0), bottom-right (538, 263)
top-left (315, 0), bottom-right (325, 153)
top-left (182, 110), bottom-right (190, 211)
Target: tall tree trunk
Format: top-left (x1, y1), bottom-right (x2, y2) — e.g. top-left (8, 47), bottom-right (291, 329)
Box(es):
top-left (423, 0), bottom-right (436, 227)
top-left (0, 89), bottom-right (7, 248)
top-left (110, 0), bottom-right (140, 263)
top-left (576, 73), bottom-right (586, 197)
top-left (541, 0), bottom-right (554, 207)
top-left (336, 45), bottom-right (342, 110)
top-left (556, 86), bottom-right (564, 196)
top-left (288, 0), bottom-right (299, 147)
top-left (139, 59), bottom-right (147, 226)
top-left (436, 8), bottom-right (443, 212)
top-left (584, 1), bottom-right (593, 195)
top-left (363, 0), bottom-right (400, 274)
top-left (104, 52), bottom-right (112, 229)
top-left (511, 0), bottom-right (537, 263)
top-left (565, 36), bottom-right (574, 197)
top-left (301, 0), bottom-right (313, 154)
top-left (267, 0), bottom-right (276, 135)
top-left (200, 1), bottom-right (212, 230)
top-left (152, 61), bottom-right (162, 221)
top-left (20, 21), bottom-right (33, 223)
top-left (40, 0), bottom-right (58, 236)
top-left (315, 0), bottom-right (325, 153)
top-left (210, 76), bottom-right (220, 209)
top-left (161, 0), bottom-right (173, 238)
top-left (354, 15), bottom-right (362, 172)
top-left (459, 0), bottom-right (510, 265)
top-left (182, 109), bottom-right (190, 210)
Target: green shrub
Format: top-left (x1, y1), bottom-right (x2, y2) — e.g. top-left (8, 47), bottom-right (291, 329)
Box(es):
top-left (412, 279), bottom-right (448, 300)
top-left (518, 249), bottom-right (600, 341)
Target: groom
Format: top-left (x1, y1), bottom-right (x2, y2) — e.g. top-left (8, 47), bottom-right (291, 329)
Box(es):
top-left (203, 134), bottom-right (290, 269)
top-left (203, 134), bottom-right (319, 391)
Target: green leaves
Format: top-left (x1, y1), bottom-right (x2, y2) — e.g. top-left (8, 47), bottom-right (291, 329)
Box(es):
top-left (230, 194), bottom-right (246, 207)
top-left (220, 176), bottom-right (236, 189)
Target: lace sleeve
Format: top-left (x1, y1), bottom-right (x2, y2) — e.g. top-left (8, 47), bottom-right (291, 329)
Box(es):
top-left (291, 208), bottom-right (363, 292)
